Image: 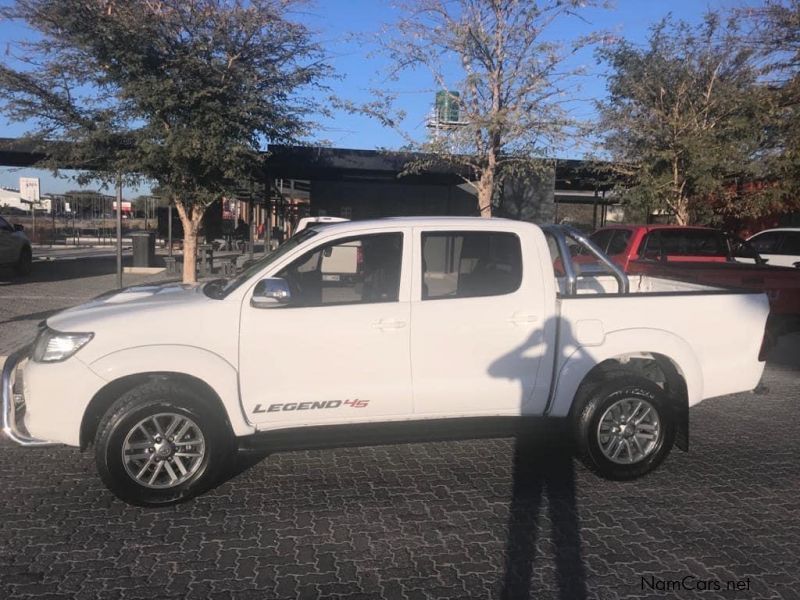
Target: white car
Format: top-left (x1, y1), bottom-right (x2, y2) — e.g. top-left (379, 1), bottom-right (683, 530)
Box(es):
top-left (0, 215), bottom-right (32, 276)
top-left (747, 228), bottom-right (800, 268)
top-left (3, 218), bottom-right (769, 506)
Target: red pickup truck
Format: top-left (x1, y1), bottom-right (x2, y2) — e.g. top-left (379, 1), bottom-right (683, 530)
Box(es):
top-left (576, 225), bottom-right (800, 340)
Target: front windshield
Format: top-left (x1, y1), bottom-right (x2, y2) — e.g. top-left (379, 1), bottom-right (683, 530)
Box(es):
top-left (206, 228), bottom-right (319, 298)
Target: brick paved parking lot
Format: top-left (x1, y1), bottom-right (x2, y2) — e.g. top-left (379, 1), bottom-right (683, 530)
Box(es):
top-left (1, 257), bottom-right (799, 600)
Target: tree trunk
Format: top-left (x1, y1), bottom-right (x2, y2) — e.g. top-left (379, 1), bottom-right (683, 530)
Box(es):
top-left (674, 198), bottom-right (690, 225)
top-left (174, 199), bottom-right (204, 284)
top-left (478, 169), bottom-right (494, 218)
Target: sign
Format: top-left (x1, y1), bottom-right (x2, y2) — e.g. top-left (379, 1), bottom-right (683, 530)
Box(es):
top-left (19, 177), bottom-right (40, 203)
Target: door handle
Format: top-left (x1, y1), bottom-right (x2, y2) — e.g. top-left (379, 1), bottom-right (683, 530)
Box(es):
top-left (508, 312), bottom-right (539, 325)
top-left (372, 319), bottom-right (407, 331)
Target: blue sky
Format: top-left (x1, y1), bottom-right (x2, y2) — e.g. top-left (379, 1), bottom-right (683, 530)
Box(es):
top-left (0, 0), bottom-right (757, 195)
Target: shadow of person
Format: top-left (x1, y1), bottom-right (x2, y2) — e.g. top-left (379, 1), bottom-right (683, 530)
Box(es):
top-left (501, 433), bottom-right (586, 600)
top-left (489, 317), bottom-right (588, 600)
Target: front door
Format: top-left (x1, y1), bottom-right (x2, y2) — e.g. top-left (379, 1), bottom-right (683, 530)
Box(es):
top-left (238, 228), bottom-right (413, 428)
top-left (410, 228), bottom-right (551, 417)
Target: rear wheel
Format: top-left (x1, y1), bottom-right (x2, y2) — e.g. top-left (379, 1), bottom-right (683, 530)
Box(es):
top-left (574, 375), bottom-right (675, 480)
top-left (94, 381), bottom-right (235, 506)
top-left (14, 246), bottom-right (32, 276)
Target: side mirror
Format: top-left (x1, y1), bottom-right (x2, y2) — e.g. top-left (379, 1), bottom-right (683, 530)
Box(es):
top-left (250, 277), bottom-right (291, 308)
top-left (13, 224), bottom-right (24, 232)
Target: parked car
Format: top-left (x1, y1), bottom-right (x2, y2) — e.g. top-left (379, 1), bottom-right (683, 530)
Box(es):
top-left (747, 227), bottom-right (800, 268)
top-left (577, 224), bottom-right (800, 340)
top-left (3, 218), bottom-right (769, 506)
top-left (0, 215), bottom-right (32, 275)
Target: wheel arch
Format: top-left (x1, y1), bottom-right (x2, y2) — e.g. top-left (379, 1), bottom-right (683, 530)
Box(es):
top-left (550, 328), bottom-right (702, 452)
top-left (81, 345), bottom-right (255, 449)
top-left (80, 371), bottom-right (236, 450)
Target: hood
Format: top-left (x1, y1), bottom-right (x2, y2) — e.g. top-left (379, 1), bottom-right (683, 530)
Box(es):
top-left (47, 281), bottom-right (207, 331)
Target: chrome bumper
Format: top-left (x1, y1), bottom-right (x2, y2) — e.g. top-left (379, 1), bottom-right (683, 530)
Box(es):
top-left (2, 346), bottom-right (57, 446)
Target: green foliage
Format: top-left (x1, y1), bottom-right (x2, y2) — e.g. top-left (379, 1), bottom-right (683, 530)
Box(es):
top-left (0, 0), bottom-right (329, 211)
top-left (744, 1), bottom-right (800, 214)
top-left (597, 14), bottom-right (770, 225)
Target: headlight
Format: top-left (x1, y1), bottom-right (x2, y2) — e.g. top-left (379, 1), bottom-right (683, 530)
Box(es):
top-left (31, 328), bottom-right (94, 363)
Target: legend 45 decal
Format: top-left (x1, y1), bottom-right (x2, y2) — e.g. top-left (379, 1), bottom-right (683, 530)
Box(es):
top-left (253, 399), bottom-right (370, 413)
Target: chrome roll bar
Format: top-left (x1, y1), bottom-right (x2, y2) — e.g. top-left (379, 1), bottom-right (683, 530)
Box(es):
top-left (542, 225), bottom-right (630, 295)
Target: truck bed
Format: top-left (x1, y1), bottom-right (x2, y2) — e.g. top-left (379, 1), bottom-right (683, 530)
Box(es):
top-left (547, 274), bottom-right (768, 417)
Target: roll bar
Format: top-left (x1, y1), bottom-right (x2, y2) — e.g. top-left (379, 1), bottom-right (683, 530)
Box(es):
top-left (542, 225), bottom-right (630, 295)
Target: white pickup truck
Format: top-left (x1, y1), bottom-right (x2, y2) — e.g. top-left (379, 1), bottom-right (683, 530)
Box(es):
top-left (2, 218), bottom-right (769, 506)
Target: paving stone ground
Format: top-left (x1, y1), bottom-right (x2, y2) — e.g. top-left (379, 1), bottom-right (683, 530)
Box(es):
top-left (1, 257), bottom-right (798, 600)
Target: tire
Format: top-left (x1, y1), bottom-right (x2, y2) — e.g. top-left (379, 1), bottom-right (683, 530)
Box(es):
top-left (94, 380), bottom-right (235, 506)
top-left (14, 246), bottom-right (32, 276)
top-left (574, 375), bottom-right (675, 480)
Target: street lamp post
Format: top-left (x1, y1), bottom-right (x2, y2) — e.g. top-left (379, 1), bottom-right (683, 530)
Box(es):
top-left (116, 175), bottom-right (123, 289)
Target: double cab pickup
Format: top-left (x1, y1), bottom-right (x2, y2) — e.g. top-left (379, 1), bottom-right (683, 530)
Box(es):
top-left (2, 218), bottom-right (769, 505)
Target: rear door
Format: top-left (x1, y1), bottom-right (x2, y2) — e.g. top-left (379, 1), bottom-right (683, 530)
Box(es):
top-left (410, 226), bottom-right (552, 417)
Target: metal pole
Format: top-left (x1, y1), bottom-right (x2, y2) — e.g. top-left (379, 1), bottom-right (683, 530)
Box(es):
top-left (248, 180), bottom-right (255, 262)
top-left (168, 201), bottom-right (173, 257)
top-left (116, 175), bottom-right (123, 289)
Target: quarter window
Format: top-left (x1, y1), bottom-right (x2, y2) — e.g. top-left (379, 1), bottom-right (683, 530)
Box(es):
top-left (276, 232), bottom-right (403, 307)
top-left (421, 231), bottom-right (522, 300)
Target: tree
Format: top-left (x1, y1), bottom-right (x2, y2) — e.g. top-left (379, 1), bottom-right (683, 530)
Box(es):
top-left (371, 0), bottom-right (597, 217)
top-left (596, 15), bottom-right (769, 225)
top-left (0, 0), bottom-right (328, 282)
top-left (741, 1), bottom-right (800, 213)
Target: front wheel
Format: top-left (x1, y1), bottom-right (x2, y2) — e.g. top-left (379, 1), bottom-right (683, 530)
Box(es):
top-left (94, 381), bottom-right (235, 506)
top-left (574, 375), bottom-right (675, 480)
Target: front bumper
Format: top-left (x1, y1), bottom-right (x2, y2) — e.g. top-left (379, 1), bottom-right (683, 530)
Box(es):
top-left (1, 347), bottom-right (57, 447)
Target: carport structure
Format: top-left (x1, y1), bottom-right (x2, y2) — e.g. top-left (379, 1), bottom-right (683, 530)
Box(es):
top-left (1, 138), bottom-right (616, 239)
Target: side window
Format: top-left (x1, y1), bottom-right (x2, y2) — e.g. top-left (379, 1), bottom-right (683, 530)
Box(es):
top-left (777, 232), bottom-right (800, 255)
top-left (607, 230), bottom-right (631, 255)
top-left (0, 216), bottom-right (12, 232)
top-left (588, 229), bottom-right (614, 253)
top-left (749, 231), bottom-right (782, 254)
top-left (422, 231), bottom-right (522, 300)
top-left (276, 232), bottom-right (403, 307)
top-left (639, 232), bottom-right (661, 259)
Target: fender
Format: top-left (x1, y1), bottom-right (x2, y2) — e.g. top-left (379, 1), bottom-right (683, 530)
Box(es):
top-left (87, 345), bottom-right (255, 437)
top-left (546, 327), bottom-right (704, 418)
